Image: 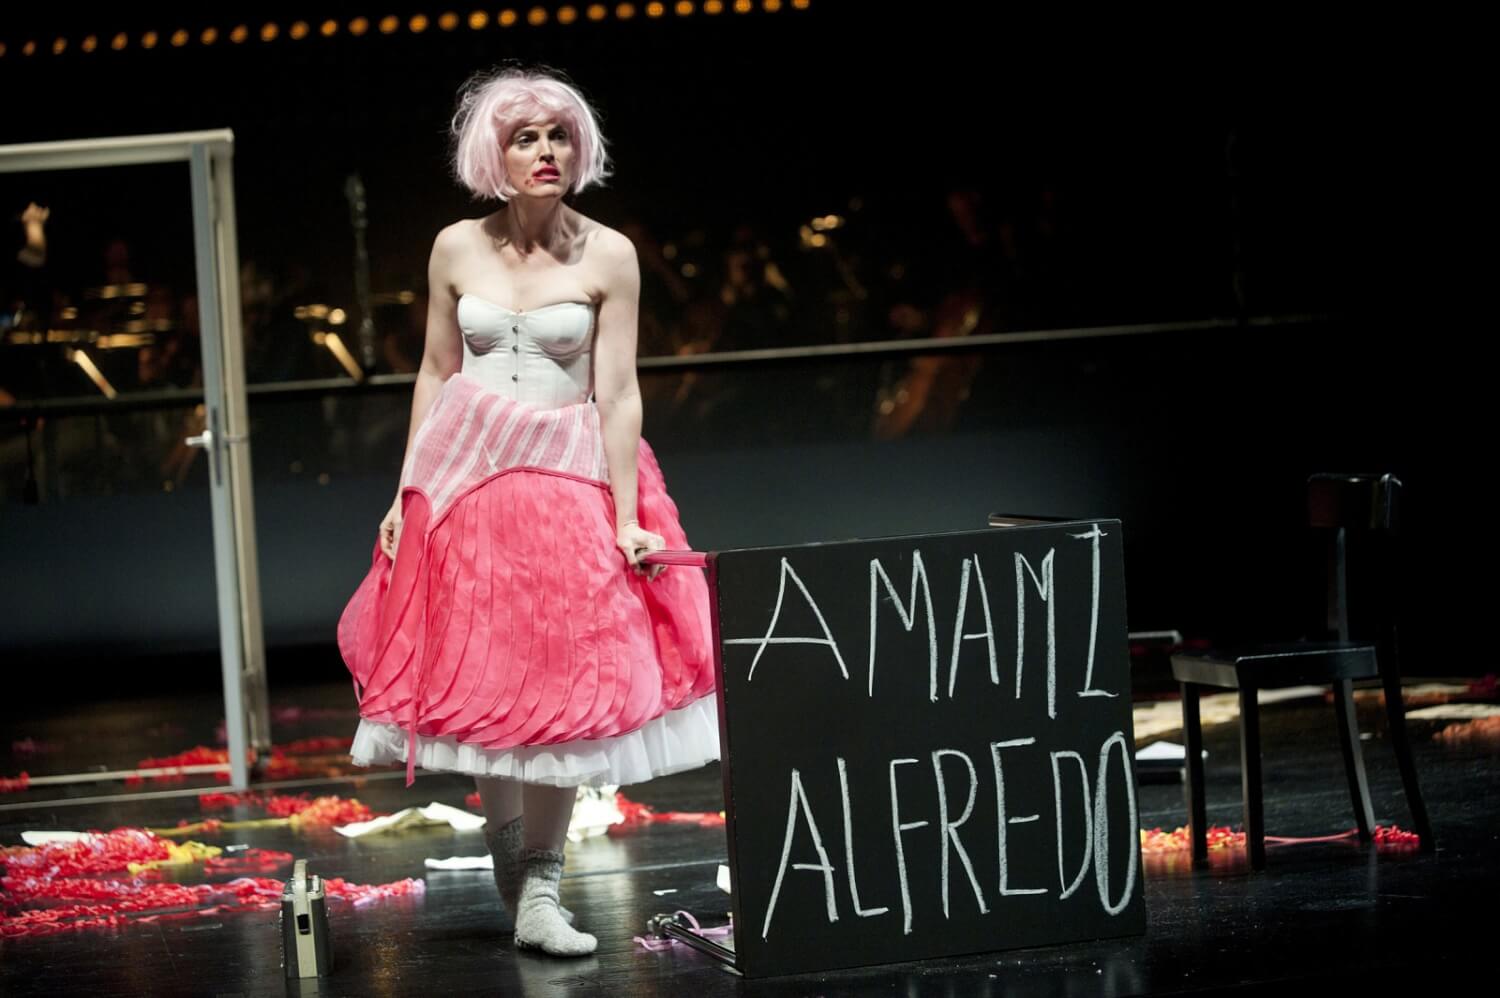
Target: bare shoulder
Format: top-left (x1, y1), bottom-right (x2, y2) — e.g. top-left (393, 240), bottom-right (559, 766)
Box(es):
top-left (592, 225), bottom-right (637, 258)
top-left (428, 220), bottom-right (482, 300)
top-left (582, 222), bottom-right (636, 292)
top-left (579, 219), bottom-right (637, 267)
top-left (432, 217), bottom-right (480, 256)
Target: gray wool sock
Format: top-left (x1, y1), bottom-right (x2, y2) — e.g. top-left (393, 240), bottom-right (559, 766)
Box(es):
top-left (483, 816), bottom-right (526, 912)
top-left (512, 848), bottom-right (597, 957)
top-left (483, 817), bottom-right (573, 926)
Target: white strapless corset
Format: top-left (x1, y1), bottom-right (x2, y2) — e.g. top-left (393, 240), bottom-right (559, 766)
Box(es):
top-left (456, 294), bottom-right (595, 409)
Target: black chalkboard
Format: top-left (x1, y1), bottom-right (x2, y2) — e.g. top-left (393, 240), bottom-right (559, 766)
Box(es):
top-left (706, 520), bottom-right (1144, 977)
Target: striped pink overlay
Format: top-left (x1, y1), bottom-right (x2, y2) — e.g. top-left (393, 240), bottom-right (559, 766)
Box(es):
top-left (400, 372), bottom-right (610, 521)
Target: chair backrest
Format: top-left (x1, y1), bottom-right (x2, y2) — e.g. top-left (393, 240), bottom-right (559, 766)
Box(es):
top-left (1307, 473), bottom-right (1403, 673)
top-left (1308, 473), bottom-right (1401, 535)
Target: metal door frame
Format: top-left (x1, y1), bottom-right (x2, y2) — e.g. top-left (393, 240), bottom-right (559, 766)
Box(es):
top-left (0, 130), bottom-right (269, 794)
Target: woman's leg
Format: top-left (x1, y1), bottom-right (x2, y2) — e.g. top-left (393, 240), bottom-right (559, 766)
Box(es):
top-left (513, 782), bottom-right (596, 956)
top-left (520, 782), bottom-right (577, 852)
top-left (474, 775), bottom-right (523, 827)
top-left (476, 776), bottom-right (527, 916)
top-left (475, 776), bottom-right (576, 928)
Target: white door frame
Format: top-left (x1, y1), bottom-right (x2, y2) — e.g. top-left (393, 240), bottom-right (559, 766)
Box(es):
top-left (0, 130), bottom-right (269, 793)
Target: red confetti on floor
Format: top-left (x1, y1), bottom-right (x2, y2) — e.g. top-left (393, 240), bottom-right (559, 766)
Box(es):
top-left (0, 735), bottom-right (367, 794)
top-left (1435, 716), bottom-right (1500, 746)
top-left (123, 746), bottom-right (330, 785)
top-left (0, 827), bottom-right (423, 939)
top-left (280, 736), bottom-right (355, 755)
top-left (610, 793), bottom-right (725, 832)
top-left (195, 791), bottom-right (379, 826)
top-left (1139, 824), bottom-right (1421, 853)
top-left (126, 746), bottom-right (241, 784)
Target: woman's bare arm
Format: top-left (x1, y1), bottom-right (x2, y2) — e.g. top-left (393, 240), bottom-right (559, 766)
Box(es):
top-left (592, 227), bottom-right (668, 578)
top-left (395, 225), bottom-right (466, 492)
top-left (593, 228), bottom-right (644, 530)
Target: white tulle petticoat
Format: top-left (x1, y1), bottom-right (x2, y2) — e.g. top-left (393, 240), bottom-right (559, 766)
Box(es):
top-left (349, 695), bottom-right (721, 787)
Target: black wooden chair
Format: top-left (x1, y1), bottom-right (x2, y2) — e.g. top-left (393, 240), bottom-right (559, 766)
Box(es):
top-left (1171, 473), bottom-right (1433, 869)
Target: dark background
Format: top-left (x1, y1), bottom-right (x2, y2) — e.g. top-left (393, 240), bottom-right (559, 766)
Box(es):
top-left (3, 6), bottom-right (1397, 325)
top-left (0, 6), bottom-right (1477, 697)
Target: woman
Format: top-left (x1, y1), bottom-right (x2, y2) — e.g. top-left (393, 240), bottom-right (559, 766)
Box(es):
top-left (337, 66), bottom-right (720, 957)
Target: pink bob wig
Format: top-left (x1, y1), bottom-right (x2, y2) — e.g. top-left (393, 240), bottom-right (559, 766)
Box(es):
top-left (450, 66), bottom-right (612, 202)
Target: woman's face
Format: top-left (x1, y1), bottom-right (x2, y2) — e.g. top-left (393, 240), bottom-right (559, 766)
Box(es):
top-left (503, 118), bottom-right (573, 198)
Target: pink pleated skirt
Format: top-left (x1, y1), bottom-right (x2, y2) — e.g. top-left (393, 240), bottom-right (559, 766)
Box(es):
top-left (336, 372), bottom-right (720, 787)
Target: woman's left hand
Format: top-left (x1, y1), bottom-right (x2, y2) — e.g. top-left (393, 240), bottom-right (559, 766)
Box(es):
top-left (617, 522), bottom-right (666, 581)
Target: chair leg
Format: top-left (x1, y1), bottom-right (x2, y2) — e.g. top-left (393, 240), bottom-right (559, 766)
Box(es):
top-left (1238, 685), bottom-right (1266, 870)
top-left (1332, 678), bottom-right (1376, 841)
top-left (1181, 682), bottom-right (1208, 868)
top-left (1380, 666), bottom-right (1435, 850)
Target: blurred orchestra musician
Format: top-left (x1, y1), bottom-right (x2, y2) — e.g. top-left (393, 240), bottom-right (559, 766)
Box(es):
top-left (873, 187), bottom-right (994, 440)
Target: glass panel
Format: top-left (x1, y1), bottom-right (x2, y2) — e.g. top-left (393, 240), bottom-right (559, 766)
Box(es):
top-left (2, 163), bottom-right (200, 404)
top-left (0, 161), bottom-right (227, 799)
top-left (1, 163), bottom-right (210, 502)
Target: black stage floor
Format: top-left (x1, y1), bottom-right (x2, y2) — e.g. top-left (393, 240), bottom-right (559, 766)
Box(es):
top-left (2, 681), bottom-right (1496, 996)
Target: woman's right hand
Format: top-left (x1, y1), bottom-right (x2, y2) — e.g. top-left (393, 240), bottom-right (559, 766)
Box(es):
top-left (379, 494), bottom-right (403, 560)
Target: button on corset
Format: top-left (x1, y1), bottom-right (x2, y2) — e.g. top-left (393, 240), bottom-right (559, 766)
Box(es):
top-left (455, 294), bottom-right (596, 408)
